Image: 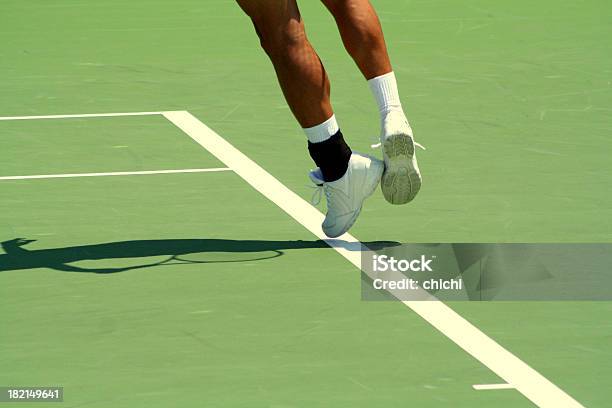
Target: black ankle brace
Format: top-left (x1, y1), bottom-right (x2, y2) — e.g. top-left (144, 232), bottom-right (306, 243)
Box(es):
top-left (308, 130), bottom-right (352, 182)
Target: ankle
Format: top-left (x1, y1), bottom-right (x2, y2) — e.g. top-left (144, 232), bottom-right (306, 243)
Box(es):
top-left (368, 71), bottom-right (403, 116)
top-left (308, 130), bottom-right (352, 182)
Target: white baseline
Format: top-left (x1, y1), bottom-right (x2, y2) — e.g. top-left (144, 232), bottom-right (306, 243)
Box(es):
top-left (0, 111), bottom-right (163, 121)
top-left (0, 168), bottom-right (231, 181)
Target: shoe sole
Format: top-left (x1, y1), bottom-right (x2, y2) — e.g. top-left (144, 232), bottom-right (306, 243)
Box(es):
top-left (325, 159), bottom-right (383, 238)
top-left (381, 133), bottom-right (422, 205)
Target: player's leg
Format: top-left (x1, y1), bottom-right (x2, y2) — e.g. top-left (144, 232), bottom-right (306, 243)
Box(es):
top-left (237, 0), bottom-right (332, 129)
top-left (237, 0), bottom-right (383, 237)
top-left (320, 0), bottom-right (391, 79)
top-left (322, 0), bottom-right (422, 205)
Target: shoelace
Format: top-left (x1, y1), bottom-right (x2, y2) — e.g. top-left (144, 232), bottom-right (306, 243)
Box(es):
top-left (310, 183), bottom-right (333, 207)
top-left (310, 184), bottom-right (324, 206)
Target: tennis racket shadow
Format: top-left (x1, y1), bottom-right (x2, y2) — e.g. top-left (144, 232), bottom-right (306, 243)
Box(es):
top-left (0, 238), bottom-right (400, 274)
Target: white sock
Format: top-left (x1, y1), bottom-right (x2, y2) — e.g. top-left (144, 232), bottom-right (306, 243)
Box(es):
top-left (303, 114), bottom-right (339, 143)
top-left (368, 71), bottom-right (403, 116)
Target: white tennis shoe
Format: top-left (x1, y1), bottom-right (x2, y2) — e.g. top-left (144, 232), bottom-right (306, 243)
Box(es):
top-left (310, 152), bottom-right (384, 238)
top-left (378, 110), bottom-right (424, 205)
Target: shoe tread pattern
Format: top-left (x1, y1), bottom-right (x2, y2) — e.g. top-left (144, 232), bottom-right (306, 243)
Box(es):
top-left (381, 133), bottom-right (421, 205)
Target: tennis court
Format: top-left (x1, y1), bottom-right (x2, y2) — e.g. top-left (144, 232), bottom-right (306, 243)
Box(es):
top-left (1, 1), bottom-right (611, 407)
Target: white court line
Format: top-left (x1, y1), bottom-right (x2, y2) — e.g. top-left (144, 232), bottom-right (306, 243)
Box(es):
top-left (474, 383), bottom-right (516, 391)
top-left (163, 110), bottom-right (585, 408)
top-left (0, 168), bottom-right (231, 181)
top-left (0, 111), bottom-right (162, 121)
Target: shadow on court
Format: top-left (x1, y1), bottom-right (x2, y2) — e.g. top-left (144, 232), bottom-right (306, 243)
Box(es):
top-left (0, 238), bottom-right (399, 274)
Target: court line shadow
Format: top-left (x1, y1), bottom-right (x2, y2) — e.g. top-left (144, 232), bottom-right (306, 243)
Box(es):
top-left (0, 238), bottom-right (399, 274)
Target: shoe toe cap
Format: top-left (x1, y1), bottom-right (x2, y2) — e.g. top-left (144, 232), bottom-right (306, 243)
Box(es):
top-left (322, 211), bottom-right (359, 238)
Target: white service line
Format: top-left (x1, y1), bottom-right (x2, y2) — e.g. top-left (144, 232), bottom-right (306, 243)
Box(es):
top-left (473, 384), bottom-right (516, 391)
top-left (163, 110), bottom-right (585, 408)
top-left (0, 111), bottom-right (163, 121)
top-left (0, 168), bottom-right (231, 181)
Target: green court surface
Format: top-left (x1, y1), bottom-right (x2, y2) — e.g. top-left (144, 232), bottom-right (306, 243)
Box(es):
top-left (1, 1), bottom-right (611, 407)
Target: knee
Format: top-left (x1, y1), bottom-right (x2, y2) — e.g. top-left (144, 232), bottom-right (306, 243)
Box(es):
top-left (321, 0), bottom-right (351, 19)
top-left (252, 17), bottom-right (307, 58)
